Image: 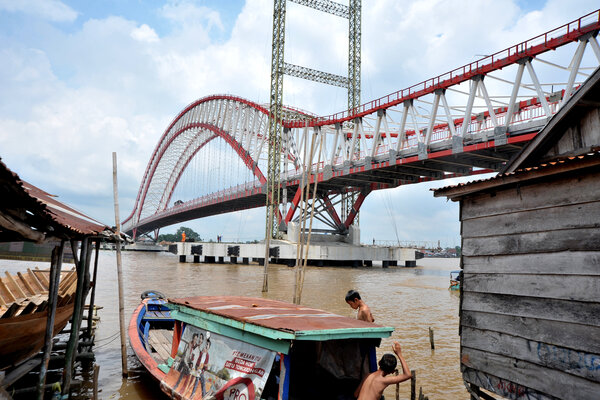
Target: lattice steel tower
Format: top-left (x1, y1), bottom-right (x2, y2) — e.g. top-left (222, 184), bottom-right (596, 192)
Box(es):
top-left (266, 0), bottom-right (362, 239)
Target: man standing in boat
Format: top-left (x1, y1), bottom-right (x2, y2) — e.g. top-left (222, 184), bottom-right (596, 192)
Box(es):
top-left (345, 290), bottom-right (375, 322)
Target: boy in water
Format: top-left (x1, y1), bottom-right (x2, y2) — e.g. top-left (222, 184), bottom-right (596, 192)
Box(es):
top-left (345, 289), bottom-right (374, 322)
top-left (356, 342), bottom-right (411, 400)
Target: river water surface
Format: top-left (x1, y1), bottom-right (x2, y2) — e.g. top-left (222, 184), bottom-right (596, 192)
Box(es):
top-left (5, 252), bottom-right (465, 399)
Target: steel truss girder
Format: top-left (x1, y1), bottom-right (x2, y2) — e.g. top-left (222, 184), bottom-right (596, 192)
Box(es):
top-left (288, 0), bottom-right (349, 18)
top-left (283, 62), bottom-right (349, 88)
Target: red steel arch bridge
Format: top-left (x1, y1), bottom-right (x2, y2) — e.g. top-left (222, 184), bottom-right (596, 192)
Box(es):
top-left (123, 9), bottom-right (600, 240)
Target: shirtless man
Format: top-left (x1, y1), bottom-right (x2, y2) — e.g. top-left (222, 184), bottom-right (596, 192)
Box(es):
top-left (356, 342), bottom-right (411, 400)
top-left (345, 289), bottom-right (374, 322)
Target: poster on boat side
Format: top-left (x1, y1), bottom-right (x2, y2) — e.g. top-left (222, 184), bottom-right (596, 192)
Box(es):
top-left (161, 324), bottom-right (276, 400)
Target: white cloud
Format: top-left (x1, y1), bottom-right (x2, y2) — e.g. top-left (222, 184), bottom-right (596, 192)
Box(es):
top-left (131, 24), bottom-right (159, 43)
top-left (0, 0), bottom-right (77, 22)
top-left (0, 0), bottom-right (598, 235)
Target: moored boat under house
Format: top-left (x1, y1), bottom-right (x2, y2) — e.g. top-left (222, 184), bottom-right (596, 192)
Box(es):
top-left (434, 66), bottom-right (600, 400)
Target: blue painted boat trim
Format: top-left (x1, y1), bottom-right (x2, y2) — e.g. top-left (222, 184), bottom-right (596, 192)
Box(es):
top-left (281, 354), bottom-right (291, 400)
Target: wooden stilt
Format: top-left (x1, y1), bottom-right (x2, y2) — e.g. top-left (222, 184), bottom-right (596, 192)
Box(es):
top-left (62, 238), bottom-right (90, 395)
top-left (112, 152), bottom-right (128, 377)
top-left (37, 241), bottom-right (64, 400)
top-left (86, 241), bottom-right (101, 338)
top-left (410, 370), bottom-right (416, 400)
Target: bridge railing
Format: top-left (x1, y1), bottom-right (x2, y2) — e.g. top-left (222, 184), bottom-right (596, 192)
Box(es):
top-left (285, 9), bottom-right (600, 129)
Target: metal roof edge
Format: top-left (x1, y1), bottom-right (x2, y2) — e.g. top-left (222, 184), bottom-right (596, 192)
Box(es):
top-left (433, 152), bottom-right (600, 200)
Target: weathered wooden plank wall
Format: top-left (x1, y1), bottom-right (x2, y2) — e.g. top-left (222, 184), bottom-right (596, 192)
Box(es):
top-left (460, 165), bottom-right (600, 399)
top-left (551, 108), bottom-right (600, 157)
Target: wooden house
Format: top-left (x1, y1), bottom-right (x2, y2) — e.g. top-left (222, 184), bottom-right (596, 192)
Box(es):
top-left (433, 67), bottom-right (600, 399)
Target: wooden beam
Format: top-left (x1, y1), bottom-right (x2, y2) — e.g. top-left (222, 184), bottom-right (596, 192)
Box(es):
top-left (17, 272), bottom-right (35, 296)
top-left (27, 269), bottom-right (45, 292)
top-left (4, 271), bottom-right (27, 299)
top-left (33, 268), bottom-right (50, 288)
top-left (0, 278), bottom-right (16, 303)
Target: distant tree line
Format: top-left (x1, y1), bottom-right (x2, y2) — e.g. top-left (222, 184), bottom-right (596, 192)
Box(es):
top-left (158, 226), bottom-right (201, 242)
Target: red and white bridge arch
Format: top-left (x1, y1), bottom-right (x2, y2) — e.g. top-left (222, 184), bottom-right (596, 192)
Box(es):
top-left (123, 9), bottom-right (600, 239)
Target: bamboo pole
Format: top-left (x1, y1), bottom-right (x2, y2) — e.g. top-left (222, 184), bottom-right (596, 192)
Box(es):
top-left (294, 127), bottom-right (316, 304)
top-left (293, 127), bottom-right (309, 304)
top-left (298, 130), bottom-right (323, 302)
top-left (112, 152), bottom-right (128, 377)
top-left (262, 212), bottom-right (271, 293)
top-left (37, 241), bottom-right (64, 400)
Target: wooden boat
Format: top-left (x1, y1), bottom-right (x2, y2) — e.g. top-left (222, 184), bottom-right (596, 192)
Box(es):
top-left (0, 267), bottom-right (77, 370)
top-left (130, 294), bottom-right (394, 400)
top-left (449, 270), bottom-right (461, 291)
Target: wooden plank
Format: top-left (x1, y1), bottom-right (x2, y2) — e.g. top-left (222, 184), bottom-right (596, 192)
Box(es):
top-left (462, 292), bottom-right (600, 327)
top-left (35, 300), bottom-right (48, 313)
top-left (27, 269), bottom-right (46, 292)
top-left (462, 227), bottom-right (600, 256)
top-left (463, 273), bottom-right (600, 302)
top-left (1, 357), bottom-right (42, 387)
top-left (462, 201), bottom-right (600, 238)
top-left (33, 268), bottom-right (49, 288)
top-left (20, 301), bottom-right (38, 315)
top-left (462, 346), bottom-right (600, 399)
top-left (59, 270), bottom-right (77, 296)
top-left (462, 310), bottom-right (600, 355)
top-left (463, 367), bottom-right (558, 400)
top-left (462, 326), bottom-right (600, 382)
top-left (581, 108), bottom-right (600, 148)
top-left (0, 278), bottom-right (16, 303)
top-left (0, 303), bottom-right (20, 319)
top-left (461, 169), bottom-right (600, 220)
top-left (0, 291), bottom-right (6, 306)
top-left (463, 251), bottom-right (600, 275)
top-left (4, 272), bottom-right (26, 299)
top-left (17, 272), bottom-right (36, 296)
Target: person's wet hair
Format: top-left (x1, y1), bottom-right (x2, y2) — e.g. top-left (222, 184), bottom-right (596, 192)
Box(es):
top-left (379, 354), bottom-right (397, 374)
top-left (345, 289), bottom-right (361, 302)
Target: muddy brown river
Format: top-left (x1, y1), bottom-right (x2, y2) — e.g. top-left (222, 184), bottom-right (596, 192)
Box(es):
top-left (4, 251), bottom-right (465, 399)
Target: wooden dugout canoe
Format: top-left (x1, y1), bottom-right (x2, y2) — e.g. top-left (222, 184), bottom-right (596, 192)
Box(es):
top-left (0, 267), bottom-right (77, 370)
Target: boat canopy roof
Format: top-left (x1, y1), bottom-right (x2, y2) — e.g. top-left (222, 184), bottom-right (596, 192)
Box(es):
top-left (168, 296), bottom-right (393, 353)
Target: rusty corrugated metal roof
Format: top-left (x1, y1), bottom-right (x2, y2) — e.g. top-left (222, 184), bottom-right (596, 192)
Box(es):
top-left (0, 158), bottom-right (117, 241)
top-left (169, 296), bottom-right (393, 336)
top-left (432, 151), bottom-right (600, 199)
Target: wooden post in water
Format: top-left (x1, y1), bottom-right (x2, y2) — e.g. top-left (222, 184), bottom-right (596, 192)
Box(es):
top-left (112, 152), bottom-right (128, 377)
top-left (410, 370), bottom-right (416, 400)
top-left (37, 241), bottom-right (64, 399)
top-left (428, 327), bottom-right (435, 350)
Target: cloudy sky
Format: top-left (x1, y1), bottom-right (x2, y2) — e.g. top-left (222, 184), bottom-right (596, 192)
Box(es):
top-left (1, 0), bottom-right (598, 247)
